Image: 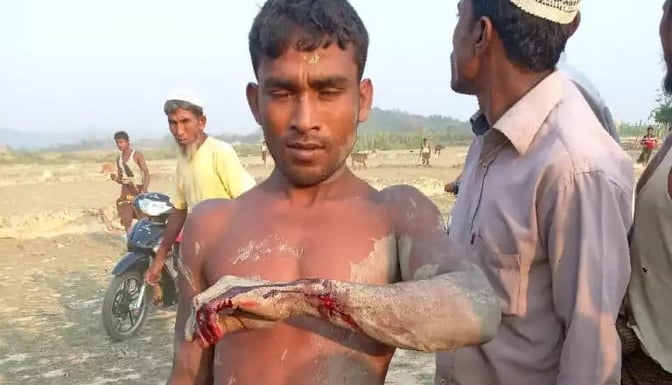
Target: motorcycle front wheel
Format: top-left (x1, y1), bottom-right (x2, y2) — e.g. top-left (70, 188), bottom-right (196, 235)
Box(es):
top-left (102, 269), bottom-right (152, 341)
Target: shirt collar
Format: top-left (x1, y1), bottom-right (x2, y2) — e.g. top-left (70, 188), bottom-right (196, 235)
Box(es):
top-left (469, 71), bottom-right (564, 156)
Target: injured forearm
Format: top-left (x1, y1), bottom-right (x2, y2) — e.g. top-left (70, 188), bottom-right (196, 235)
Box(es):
top-left (296, 270), bottom-right (500, 352)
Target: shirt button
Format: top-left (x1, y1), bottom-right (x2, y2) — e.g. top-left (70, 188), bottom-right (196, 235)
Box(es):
top-left (439, 379), bottom-right (447, 385)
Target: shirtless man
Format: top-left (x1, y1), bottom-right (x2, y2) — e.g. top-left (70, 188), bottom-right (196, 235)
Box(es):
top-left (166, 1), bottom-right (500, 384)
top-left (111, 131), bottom-right (150, 234)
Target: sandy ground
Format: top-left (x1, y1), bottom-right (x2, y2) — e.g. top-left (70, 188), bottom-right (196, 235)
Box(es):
top-left (0, 146), bottom-right (644, 384)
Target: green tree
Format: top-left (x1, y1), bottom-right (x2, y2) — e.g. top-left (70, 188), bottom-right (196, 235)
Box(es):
top-left (651, 89), bottom-right (672, 131)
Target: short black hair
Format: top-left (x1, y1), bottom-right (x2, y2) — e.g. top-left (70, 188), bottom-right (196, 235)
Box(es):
top-left (114, 131), bottom-right (129, 141)
top-left (472, 0), bottom-right (574, 72)
top-left (248, 0), bottom-right (369, 79)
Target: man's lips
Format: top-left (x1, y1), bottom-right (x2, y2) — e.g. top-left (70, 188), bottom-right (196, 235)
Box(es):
top-left (286, 142), bottom-right (324, 161)
top-left (286, 142), bottom-right (324, 150)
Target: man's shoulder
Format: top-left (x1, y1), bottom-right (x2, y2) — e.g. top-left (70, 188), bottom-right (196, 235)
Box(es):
top-left (378, 184), bottom-right (425, 202)
top-left (188, 198), bottom-right (237, 229)
top-left (205, 137), bottom-right (235, 154)
top-left (377, 184), bottom-right (442, 226)
top-left (536, 89), bottom-right (632, 190)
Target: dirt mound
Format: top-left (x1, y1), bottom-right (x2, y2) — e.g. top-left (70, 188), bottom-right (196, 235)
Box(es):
top-left (0, 207), bottom-right (122, 240)
top-left (367, 177), bottom-right (447, 196)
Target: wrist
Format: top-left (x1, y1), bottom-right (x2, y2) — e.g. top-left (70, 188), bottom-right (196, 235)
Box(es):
top-left (296, 279), bottom-right (336, 315)
top-left (154, 249), bottom-right (168, 262)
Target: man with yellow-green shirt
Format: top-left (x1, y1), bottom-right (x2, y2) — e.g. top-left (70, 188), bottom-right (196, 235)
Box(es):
top-left (145, 91), bottom-right (256, 285)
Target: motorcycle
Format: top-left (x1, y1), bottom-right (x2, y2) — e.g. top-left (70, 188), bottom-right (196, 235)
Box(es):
top-left (101, 192), bottom-right (180, 341)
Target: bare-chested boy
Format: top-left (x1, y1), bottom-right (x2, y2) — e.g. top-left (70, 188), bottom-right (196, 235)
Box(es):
top-left (166, 1), bottom-right (501, 384)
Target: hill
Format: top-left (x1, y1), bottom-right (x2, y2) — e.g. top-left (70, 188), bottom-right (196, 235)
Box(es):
top-left (360, 107), bottom-right (469, 133)
top-left (2, 107), bottom-right (473, 153)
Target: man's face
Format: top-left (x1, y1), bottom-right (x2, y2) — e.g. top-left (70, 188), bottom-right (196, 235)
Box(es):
top-left (661, 0), bottom-right (672, 94)
top-left (167, 108), bottom-right (206, 147)
top-left (247, 42), bottom-right (373, 187)
top-left (451, 0), bottom-right (481, 94)
top-left (115, 138), bottom-right (129, 152)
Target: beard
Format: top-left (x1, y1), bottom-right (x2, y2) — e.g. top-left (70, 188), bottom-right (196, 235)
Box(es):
top-left (176, 141), bottom-right (199, 161)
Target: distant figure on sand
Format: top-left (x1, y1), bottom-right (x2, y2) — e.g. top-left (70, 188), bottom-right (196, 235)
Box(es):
top-left (419, 137), bottom-right (431, 167)
top-left (260, 140), bottom-right (268, 166)
top-left (637, 126), bottom-right (658, 166)
top-left (350, 151), bottom-right (368, 169)
top-left (110, 131), bottom-right (150, 234)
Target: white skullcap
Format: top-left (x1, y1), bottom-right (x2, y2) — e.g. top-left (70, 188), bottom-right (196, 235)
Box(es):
top-left (166, 90), bottom-right (204, 110)
top-left (509, 0), bottom-right (580, 24)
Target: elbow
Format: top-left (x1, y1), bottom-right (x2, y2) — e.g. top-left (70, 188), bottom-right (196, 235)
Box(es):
top-left (428, 287), bottom-right (502, 352)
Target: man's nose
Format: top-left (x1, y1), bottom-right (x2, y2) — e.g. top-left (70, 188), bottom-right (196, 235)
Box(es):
top-left (174, 123), bottom-right (186, 137)
top-left (290, 94), bottom-right (319, 134)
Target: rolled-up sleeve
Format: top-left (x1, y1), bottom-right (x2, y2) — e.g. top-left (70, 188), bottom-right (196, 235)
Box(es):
top-left (544, 170), bottom-right (632, 385)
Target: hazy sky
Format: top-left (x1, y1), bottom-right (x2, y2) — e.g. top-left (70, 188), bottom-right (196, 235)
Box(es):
top-left (0, 0), bottom-right (666, 138)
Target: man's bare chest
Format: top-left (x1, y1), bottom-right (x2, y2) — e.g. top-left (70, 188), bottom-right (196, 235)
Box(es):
top-left (203, 210), bottom-right (400, 286)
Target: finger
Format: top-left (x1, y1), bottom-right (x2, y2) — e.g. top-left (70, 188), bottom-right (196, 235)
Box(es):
top-left (194, 329), bottom-right (210, 349)
top-left (209, 311), bottom-right (224, 342)
top-left (196, 307), bottom-right (214, 343)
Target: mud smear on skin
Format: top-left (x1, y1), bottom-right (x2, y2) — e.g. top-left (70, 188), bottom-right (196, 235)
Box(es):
top-left (231, 235), bottom-right (303, 265)
top-left (349, 235), bottom-right (396, 283)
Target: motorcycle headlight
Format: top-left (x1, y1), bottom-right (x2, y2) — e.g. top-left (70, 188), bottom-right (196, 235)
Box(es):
top-left (138, 199), bottom-right (172, 217)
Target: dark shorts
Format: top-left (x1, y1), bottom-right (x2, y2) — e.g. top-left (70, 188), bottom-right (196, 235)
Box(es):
top-left (638, 148), bottom-right (653, 164)
top-left (618, 314), bottom-right (672, 384)
top-left (117, 184), bottom-right (143, 231)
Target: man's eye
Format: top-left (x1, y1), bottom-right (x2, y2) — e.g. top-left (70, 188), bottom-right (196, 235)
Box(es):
top-left (320, 89), bottom-right (342, 98)
top-left (270, 90), bottom-right (293, 99)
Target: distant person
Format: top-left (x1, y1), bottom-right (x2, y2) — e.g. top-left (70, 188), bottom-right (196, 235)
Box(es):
top-left (637, 126), bottom-right (658, 166)
top-left (419, 137), bottom-right (431, 167)
top-left (110, 131), bottom-right (150, 235)
top-left (144, 91), bottom-right (256, 286)
top-left (439, 1), bottom-right (633, 385)
top-left (618, 3), bottom-right (672, 383)
top-left (260, 140), bottom-right (268, 166)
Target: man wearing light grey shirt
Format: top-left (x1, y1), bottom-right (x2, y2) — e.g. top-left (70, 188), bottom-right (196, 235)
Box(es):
top-left (439, 1), bottom-right (633, 384)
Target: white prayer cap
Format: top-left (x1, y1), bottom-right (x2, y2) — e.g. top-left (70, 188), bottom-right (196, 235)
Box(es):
top-left (166, 90), bottom-right (204, 110)
top-left (509, 0), bottom-right (580, 24)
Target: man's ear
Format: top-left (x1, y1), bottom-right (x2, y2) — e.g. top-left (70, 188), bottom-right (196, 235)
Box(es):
top-left (474, 16), bottom-right (494, 55)
top-left (246, 82), bottom-right (262, 125)
top-left (199, 115), bottom-right (208, 130)
top-left (568, 12), bottom-right (581, 38)
top-left (357, 78), bottom-right (374, 123)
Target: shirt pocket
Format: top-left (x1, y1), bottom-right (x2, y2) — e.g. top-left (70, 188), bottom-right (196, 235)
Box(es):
top-left (473, 234), bottom-right (531, 317)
